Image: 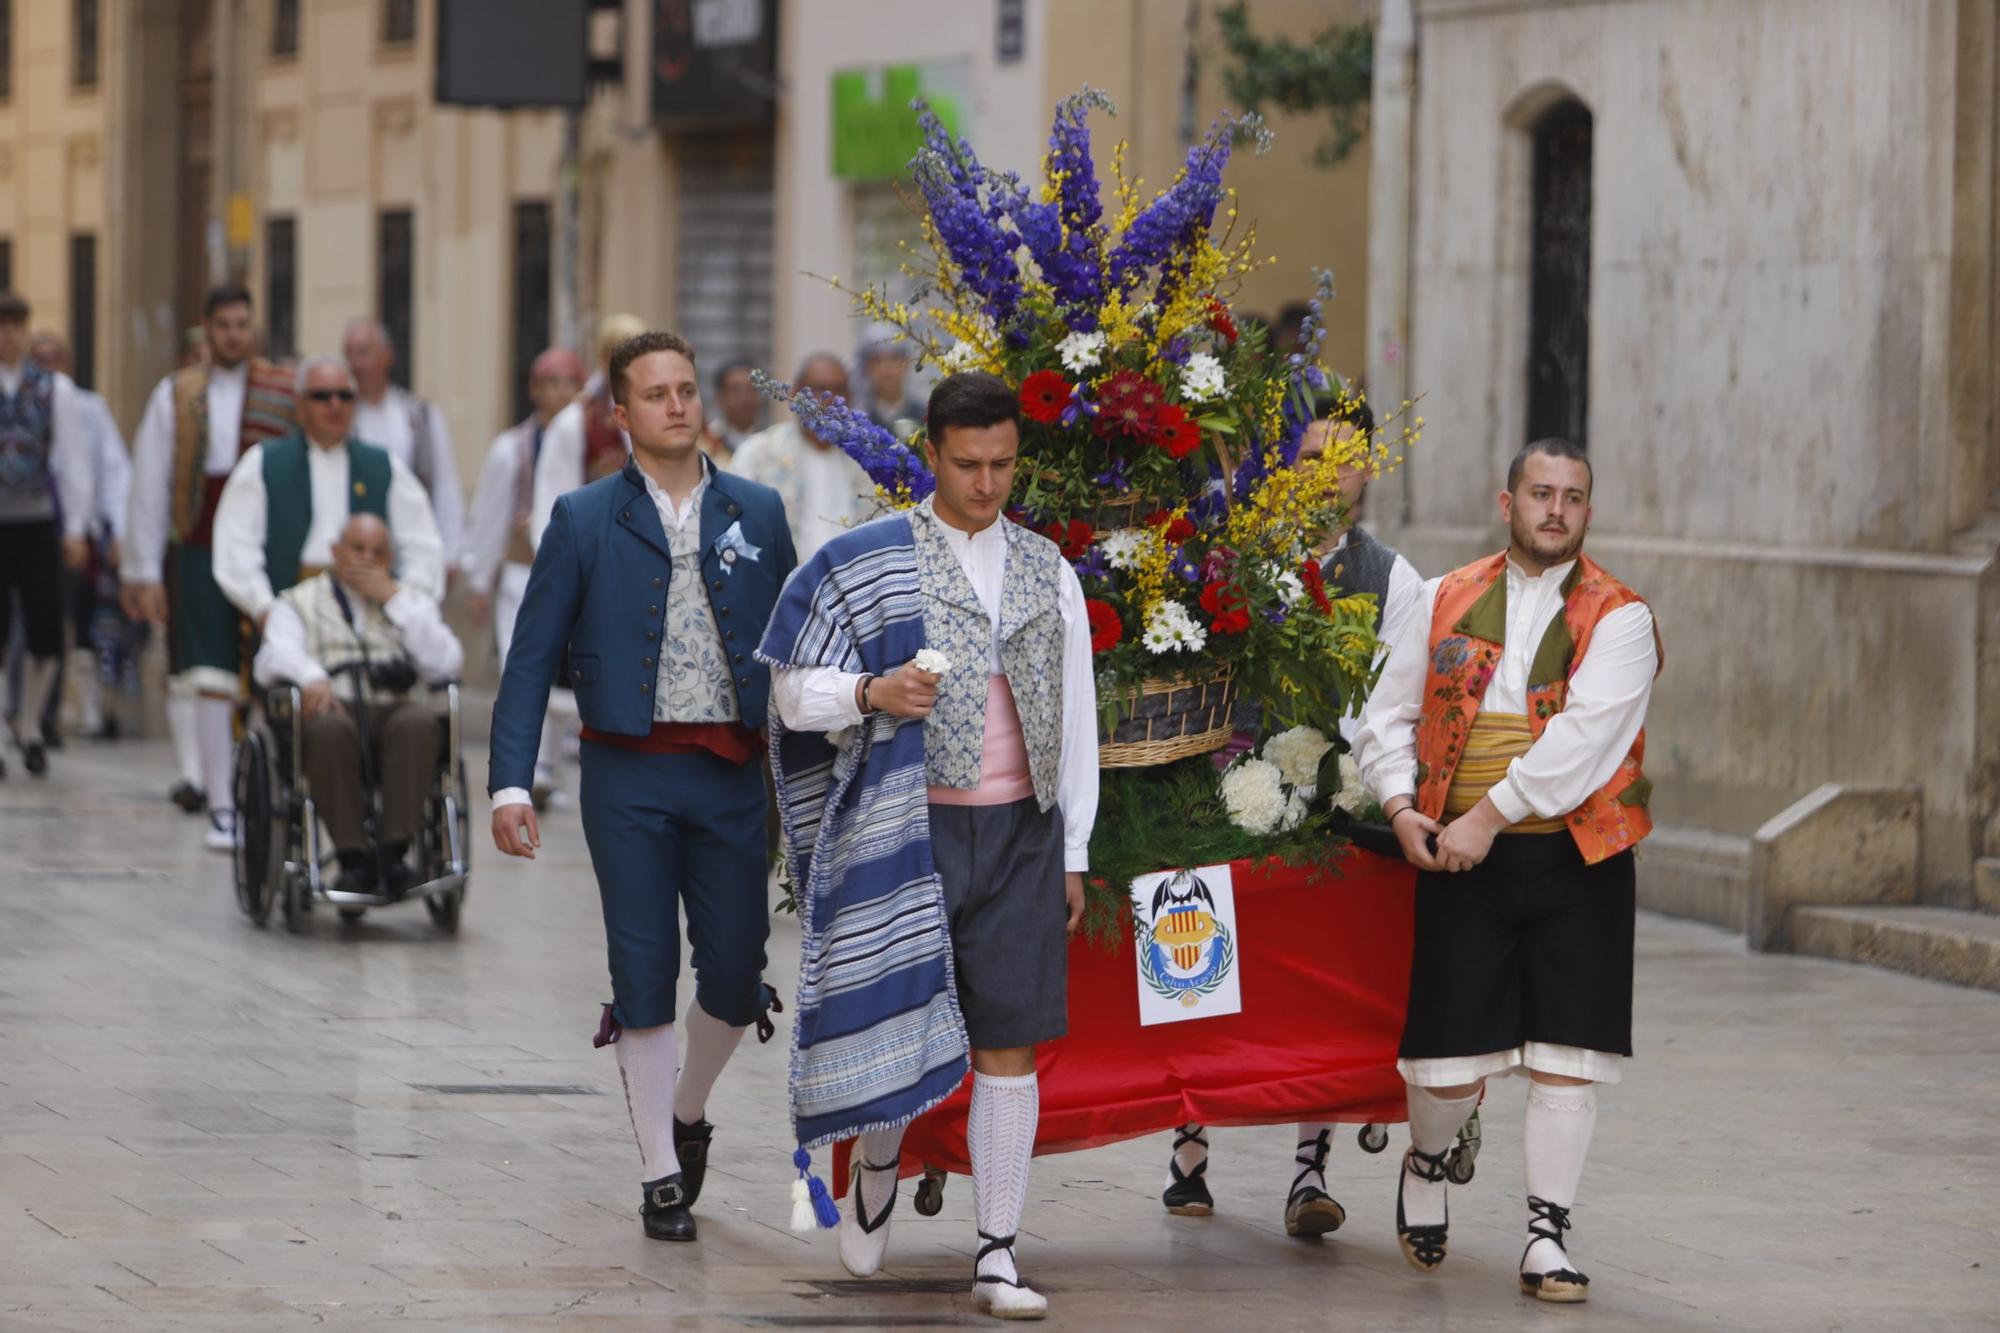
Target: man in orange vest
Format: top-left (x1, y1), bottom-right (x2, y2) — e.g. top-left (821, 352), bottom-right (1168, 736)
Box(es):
top-left (1353, 436), bottom-right (1660, 1305)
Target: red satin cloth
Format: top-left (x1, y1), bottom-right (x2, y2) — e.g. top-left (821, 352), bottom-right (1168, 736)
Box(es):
top-left (833, 848), bottom-right (1416, 1192)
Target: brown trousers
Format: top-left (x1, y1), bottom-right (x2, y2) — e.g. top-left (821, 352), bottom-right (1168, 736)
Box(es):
top-left (302, 699), bottom-right (439, 853)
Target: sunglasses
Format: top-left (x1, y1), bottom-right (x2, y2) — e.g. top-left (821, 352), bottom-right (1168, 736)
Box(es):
top-left (306, 389), bottom-right (356, 403)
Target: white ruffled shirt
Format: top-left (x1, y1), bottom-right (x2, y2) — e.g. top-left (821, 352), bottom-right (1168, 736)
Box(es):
top-left (124, 364), bottom-right (247, 582)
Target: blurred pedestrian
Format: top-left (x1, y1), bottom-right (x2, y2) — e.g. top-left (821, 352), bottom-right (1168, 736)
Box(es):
top-left (22, 331), bottom-right (131, 742)
top-left (0, 293), bottom-right (93, 780)
top-left (701, 358), bottom-right (762, 464)
top-left (528, 313), bottom-right (647, 551)
top-left (462, 346), bottom-right (585, 808)
top-left (729, 353), bottom-right (875, 562)
top-left (126, 285), bottom-right (298, 835)
top-left (344, 318), bottom-right (465, 566)
top-left (859, 338), bottom-right (924, 439)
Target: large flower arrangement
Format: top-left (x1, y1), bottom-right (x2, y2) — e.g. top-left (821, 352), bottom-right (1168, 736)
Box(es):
top-left (760, 89), bottom-right (1417, 935)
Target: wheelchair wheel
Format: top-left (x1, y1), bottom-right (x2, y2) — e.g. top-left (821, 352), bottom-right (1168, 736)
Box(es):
top-left (424, 760), bottom-right (469, 934)
top-left (913, 1168), bottom-right (946, 1216)
top-left (1357, 1123), bottom-right (1390, 1154)
top-left (231, 733), bottom-right (277, 925)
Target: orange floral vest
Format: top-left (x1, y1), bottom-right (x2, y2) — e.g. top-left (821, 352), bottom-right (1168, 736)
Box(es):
top-left (1413, 551), bottom-right (1659, 863)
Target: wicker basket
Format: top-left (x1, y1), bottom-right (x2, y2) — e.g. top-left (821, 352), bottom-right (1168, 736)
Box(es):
top-left (1083, 493), bottom-right (1144, 538)
top-left (1097, 668), bottom-right (1238, 768)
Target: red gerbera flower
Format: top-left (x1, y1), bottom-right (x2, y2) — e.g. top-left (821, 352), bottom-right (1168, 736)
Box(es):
top-left (1145, 509), bottom-right (1196, 545)
top-left (1207, 299), bottom-right (1238, 344)
top-left (1152, 403), bottom-right (1202, 459)
top-left (1299, 557), bottom-right (1332, 614)
top-left (1019, 370), bottom-right (1073, 425)
top-left (1094, 369), bottom-right (1164, 438)
top-left (1085, 599), bottom-right (1124, 654)
top-left (1200, 580), bottom-right (1251, 635)
top-left (1043, 519), bottom-right (1093, 560)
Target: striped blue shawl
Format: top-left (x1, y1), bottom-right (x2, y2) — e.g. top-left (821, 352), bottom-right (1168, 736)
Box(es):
top-left (755, 513), bottom-right (970, 1149)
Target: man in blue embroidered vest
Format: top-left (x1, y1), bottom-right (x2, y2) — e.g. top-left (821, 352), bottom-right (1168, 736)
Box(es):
top-left (489, 330), bottom-right (796, 1246)
top-left (0, 291), bottom-right (94, 780)
top-left (765, 371), bottom-right (1100, 1321)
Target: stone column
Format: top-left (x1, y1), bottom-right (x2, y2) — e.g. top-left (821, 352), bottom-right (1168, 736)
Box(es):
top-left (1366, 0), bottom-right (1416, 525)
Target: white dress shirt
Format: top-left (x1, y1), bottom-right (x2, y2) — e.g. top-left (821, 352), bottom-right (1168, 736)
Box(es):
top-left (354, 385), bottom-right (464, 560)
top-left (0, 360), bottom-right (93, 538)
top-left (253, 585), bottom-right (464, 689)
top-left (209, 438), bottom-right (447, 620)
top-left (1327, 530), bottom-right (1426, 747)
top-left (80, 389), bottom-right (130, 538)
top-left (1353, 555), bottom-right (1657, 825)
top-left (461, 418), bottom-right (536, 593)
top-left (771, 517), bottom-right (1102, 872)
top-left (124, 364), bottom-right (250, 582)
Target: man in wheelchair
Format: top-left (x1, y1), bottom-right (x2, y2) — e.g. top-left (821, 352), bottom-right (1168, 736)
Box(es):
top-left (252, 513), bottom-right (463, 896)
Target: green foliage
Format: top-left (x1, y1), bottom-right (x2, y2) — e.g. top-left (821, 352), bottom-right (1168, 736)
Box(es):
top-left (1215, 2), bottom-right (1374, 168)
top-left (1081, 756), bottom-right (1349, 945)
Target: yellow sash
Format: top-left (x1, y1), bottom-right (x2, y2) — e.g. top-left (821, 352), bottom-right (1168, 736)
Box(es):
top-left (1442, 712), bottom-right (1569, 834)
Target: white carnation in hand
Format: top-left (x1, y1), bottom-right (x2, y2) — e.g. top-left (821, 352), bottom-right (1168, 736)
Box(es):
top-left (913, 649), bottom-right (953, 675)
top-left (1220, 758), bottom-right (1289, 835)
top-left (1262, 725), bottom-right (1333, 789)
top-left (1180, 352), bottom-right (1227, 403)
top-left (1056, 330), bottom-right (1107, 374)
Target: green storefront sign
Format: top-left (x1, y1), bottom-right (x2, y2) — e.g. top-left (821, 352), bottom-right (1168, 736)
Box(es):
top-left (831, 64), bottom-right (966, 182)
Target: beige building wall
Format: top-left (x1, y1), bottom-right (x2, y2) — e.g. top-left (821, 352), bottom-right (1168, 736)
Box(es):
top-left (1375, 0), bottom-right (2000, 899)
top-left (0, 1), bottom-right (115, 391)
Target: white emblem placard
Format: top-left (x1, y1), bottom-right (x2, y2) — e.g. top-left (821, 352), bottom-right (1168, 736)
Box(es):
top-left (1131, 864), bottom-right (1242, 1026)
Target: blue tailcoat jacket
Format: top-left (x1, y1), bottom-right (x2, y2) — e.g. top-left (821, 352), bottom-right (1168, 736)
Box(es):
top-left (488, 458), bottom-right (796, 795)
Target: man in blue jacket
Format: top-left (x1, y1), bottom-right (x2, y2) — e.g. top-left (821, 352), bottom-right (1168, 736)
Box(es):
top-left (489, 330), bottom-right (797, 1244)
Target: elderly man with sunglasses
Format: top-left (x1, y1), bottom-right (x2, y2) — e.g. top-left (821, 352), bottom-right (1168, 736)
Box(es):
top-left (211, 355), bottom-right (445, 637)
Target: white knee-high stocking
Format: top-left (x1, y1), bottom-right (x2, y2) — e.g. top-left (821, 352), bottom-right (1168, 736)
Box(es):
top-left (614, 1024), bottom-right (681, 1181)
top-left (195, 696), bottom-right (235, 817)
top-left (1522, 1080), bottom-right (1598, 1274)
top-left (969, 1071), bottom-right (1038, 1286)
top-left (673, 1001), bottom-right (746, 1125)
top-left (167, 684), bottom-right (203, 789)
top-left (1402, 1083), bottom-right (1479, 1228)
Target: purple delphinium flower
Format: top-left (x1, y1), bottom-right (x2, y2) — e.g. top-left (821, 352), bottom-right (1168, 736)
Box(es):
top-left (1107, 114), bottom-right (1242, 296)
top-left (1170, 550), bottom-right (1202, 584)
top-left (756, 371), bottom-right (936, 501)
top-left (1019, 88), bottom-right (1114, 321)
top-left (910, 103), bottom-right (1025, 330)
top-left (1072, 547), bottom-right (1110, 581)
top-left (1092, 456), bottom-right (1131, 493)
top-left (1160, 336), bottom-right (1192, 365)
top-left (1190, 481), bottom-right (1230, 526)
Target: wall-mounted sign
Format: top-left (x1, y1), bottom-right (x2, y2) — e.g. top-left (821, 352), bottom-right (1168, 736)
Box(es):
top-left (654, 0), bottom-right (776, 127)
top-left (830, 61), bottom-right (969, 183)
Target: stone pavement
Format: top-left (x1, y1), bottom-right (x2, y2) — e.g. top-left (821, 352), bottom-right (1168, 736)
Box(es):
top-left (2, 737), bottom-right (1997, 1332)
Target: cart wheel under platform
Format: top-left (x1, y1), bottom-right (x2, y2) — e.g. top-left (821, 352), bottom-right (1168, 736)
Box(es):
top-left (1357, 1123), bottom-right (1389, 1154)
top-left (913, 1168), bottom-right (946, 1216)
top-left (1446, 1107), bottom-right (1481, 1185)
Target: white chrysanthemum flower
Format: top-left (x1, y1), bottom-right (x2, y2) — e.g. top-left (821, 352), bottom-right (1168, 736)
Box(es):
top-left (938, 341), bottom-right (982, 372)
top-left (1332, 754), bottom-right (1371, 815)
top-left (913, 649), bottom-right (952, 675)
top-left (1180, 351), bottom-right (1227, 403)
top-left (1100, 528), bottom-right (1148, 572)
top-left (1220, 758), bottom-right (1288, 836)
top-left (1271, 566), bottom-right (1306, 608)
top-left (1140, 601), bottom-right (1207, 655)
top-left (1056, 330), bottom-right (1106, 374)
top-left (1263, 725), bottom-right (1333, 789)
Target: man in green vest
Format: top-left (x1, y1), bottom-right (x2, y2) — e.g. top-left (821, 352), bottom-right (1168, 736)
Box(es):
top-left (211, 356), bottom-right (445, 636)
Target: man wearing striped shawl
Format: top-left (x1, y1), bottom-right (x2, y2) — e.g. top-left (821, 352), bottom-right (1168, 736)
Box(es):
top-left (762, 372), bottom-right (1098, 1321)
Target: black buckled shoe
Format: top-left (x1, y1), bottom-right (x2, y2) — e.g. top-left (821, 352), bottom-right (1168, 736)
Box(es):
top-left (1396, 1144), bottom-right (1451, 1272)
top-left (169, 779), bottom-right (206, 813)
top-left (22, 740), bottom-right (46, 776)
top-left (640, 1173), bottom-right (695, 1242)
top-left (1162, 1124), bottom-right (1213, 1215)
top-left (1519, 1196), bottom-right (1590, 1302)
top-left (672, 1116), bottom-right (713, 1206)
top-left (1284, 1128), bottom-right (1347, 1237)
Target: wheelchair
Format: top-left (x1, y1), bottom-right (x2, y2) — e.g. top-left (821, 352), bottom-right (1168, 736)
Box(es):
top-left (230, 661), bottom-right (470, 934)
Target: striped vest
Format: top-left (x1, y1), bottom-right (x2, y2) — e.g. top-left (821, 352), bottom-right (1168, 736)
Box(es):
top-left (0, 361), bottom-right (55, 523)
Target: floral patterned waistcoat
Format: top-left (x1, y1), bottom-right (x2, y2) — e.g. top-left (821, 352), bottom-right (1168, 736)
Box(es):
top-left (912, 501), bottom-right (1066, 811)
top-left (1414, 551), bottom-right (1659, 863)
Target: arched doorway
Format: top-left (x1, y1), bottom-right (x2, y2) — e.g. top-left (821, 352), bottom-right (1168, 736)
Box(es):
top-left (1526, 99), bottom-right (1592, 446)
